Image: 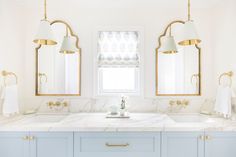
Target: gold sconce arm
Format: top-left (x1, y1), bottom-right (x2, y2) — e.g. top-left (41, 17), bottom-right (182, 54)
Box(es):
top-left (156, 20), bottom-right (185, 50)
top-left (50, 20), bottom-right (74, 36)
top-left (218, 71), bottom-right (233, 86)
top-left (1, 70), bottom-right (18, 85)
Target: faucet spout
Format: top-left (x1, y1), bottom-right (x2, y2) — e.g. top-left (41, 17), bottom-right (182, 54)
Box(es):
top-left (121, 96), bottom-right (126, 110)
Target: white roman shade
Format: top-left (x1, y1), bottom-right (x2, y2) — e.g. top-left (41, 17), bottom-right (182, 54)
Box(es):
top-left (97, 31), bottom-right (140, 67)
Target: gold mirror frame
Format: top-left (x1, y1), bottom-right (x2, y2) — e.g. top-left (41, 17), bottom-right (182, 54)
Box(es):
top-left (156, 20), bottom-right (201, 96)
top-left (35, 20), bottom-right (81, 96)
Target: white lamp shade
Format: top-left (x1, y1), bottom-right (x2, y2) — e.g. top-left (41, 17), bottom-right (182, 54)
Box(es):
top-left (33, 20), bottom-right (57, 45)
top-left (178, 21), bottom-right (201, 46)
top-left (159, 36), bottom-right (178, 54)
top-left (60, 36), bottom-right (78, 54)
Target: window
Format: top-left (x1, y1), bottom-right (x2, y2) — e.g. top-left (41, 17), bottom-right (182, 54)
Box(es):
top-left (96, 31), bottom-right (141, 95)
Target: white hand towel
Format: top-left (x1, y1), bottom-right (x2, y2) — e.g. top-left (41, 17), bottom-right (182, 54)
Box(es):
top-left (1, 85), bottom-right (19, 117)
top-left (214, 85), bottom-right (234, 118)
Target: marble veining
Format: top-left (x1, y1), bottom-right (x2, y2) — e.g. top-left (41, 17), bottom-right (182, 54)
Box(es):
top-left (0, 113), bottom-right (236, 132)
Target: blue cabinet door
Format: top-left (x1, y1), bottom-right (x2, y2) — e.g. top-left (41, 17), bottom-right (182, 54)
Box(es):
top-left (162, 132), bottom-right (204, 157)
top-left (29, 132), bottom-right (73, 157)
top-left (205, 132), bottom-right (236, 157)
top-left (0, 132), bottom-right (30, 157)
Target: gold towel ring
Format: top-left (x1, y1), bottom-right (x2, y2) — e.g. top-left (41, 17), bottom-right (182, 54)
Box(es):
top-left (1, 70), bottom-right (18, 86)
top-left (218, 71), bottom-right (233, 86)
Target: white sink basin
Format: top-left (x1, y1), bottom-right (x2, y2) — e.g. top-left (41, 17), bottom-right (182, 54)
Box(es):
top-left (20, 114), bottom-right (68, 124)
top-left (168, 114), bottom-right (209, 123)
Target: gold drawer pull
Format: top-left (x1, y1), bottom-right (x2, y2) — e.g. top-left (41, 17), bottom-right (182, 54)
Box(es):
top-left (22, 136), bottom-right (35, 141)
top-left (105, 143), bottom-right (129, 147)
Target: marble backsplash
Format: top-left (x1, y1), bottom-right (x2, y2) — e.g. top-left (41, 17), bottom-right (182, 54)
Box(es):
top-left (6, 96), bottom-right (236, 115)
top-left (26, 97), bottom-right (213, 114)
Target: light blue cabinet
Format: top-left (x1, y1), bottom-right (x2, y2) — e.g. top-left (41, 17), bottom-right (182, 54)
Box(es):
top-left (162, 132), bottom-right (204, 157)
top-left (74, 132), bottom-right (161, 157)
top-left (1, 131), bottom-right (236, 157)
top-left (0, 132), bottom-right (30, 157)
top-left (205, 132), bottom-right (236, 157)
top-left (0, 132), bottom-right (73, 157)
top-left (30, 132), bottom-right (73, 157)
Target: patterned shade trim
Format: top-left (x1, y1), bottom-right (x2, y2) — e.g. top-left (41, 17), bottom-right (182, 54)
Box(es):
top-left (97, 31), bottom-right (140, 67)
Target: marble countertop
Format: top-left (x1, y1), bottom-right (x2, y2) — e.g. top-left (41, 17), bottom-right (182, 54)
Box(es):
top-left (0, 113), bottom-right (236, 132)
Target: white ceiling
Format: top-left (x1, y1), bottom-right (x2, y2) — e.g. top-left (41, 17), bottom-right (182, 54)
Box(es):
top-left (11, 0), bottom-right (227, 9)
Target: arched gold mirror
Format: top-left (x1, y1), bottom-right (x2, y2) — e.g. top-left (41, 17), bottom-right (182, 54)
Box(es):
top-left (156, 20), bottom-right (201, 96)
top-left (35, 20), bottom-right (81, 96)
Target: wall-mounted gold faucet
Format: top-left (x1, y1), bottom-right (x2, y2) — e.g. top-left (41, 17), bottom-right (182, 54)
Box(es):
top-left (47, 101), bottom-right (68, 109)
top-left (169, 100), bottom-right (189, 108)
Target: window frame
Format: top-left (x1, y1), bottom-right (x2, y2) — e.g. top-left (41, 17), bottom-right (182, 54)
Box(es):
top-left (93, 27), bottom-right (144, 97)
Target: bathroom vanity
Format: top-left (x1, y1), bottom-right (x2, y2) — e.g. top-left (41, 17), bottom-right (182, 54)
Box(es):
top-left (1, 131), bottom-right (236, 157)
top-left (0, 113), bottom-right (236, 157)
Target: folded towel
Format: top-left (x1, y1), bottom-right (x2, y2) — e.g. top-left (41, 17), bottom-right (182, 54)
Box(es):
top-left (1, 84), bottom-right (19, 117)
top-left (214, 85), bottom-right (234, 118)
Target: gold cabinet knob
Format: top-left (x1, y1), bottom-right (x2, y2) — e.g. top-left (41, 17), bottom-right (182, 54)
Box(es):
top-left (198, 135), bottom-right (205, 140)
top-left (29, 136), bottom-right (35, 141)
top-left (22, 136), bottom-right (29, 140)
top-left (205, 135), bottom-right (212, 140)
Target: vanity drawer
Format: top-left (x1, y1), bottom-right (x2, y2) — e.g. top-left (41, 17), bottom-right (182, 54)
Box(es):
top-left (74, 132), bottom-right (161, 157)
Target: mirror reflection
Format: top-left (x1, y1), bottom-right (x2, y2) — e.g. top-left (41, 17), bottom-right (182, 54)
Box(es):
top-left (156, 21), bottom-right (201, 96)
top-left (36, 21), bottom-right (81, 96)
